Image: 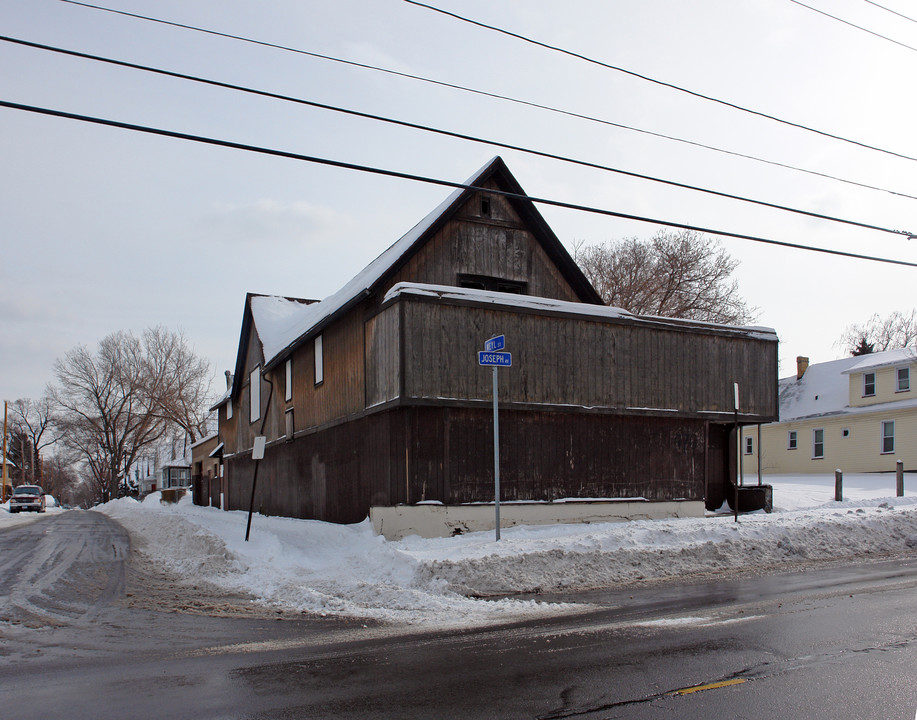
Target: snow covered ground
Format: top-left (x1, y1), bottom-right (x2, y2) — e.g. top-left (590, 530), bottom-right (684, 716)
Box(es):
top-left (5, 474), bottom-right (917, 627)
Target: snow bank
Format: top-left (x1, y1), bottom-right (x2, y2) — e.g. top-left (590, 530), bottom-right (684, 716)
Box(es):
top-left (97, 494), bottom-right (563, 626)
top-left (90, 475), bottom-right (917, 627)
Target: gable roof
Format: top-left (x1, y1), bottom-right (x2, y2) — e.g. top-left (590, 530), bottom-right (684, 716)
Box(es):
top-left (236, 156), bottom-right (602, 374)
top-left (779, 347), bottom-right (917, 421)
top-left (224, 293), bottom-right (318, 402)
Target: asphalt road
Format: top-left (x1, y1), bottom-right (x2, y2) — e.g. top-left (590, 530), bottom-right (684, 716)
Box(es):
top-left (2, 511), bottom-right (917, 719)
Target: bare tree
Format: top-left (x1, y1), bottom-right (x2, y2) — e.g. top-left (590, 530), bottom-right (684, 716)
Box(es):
top-left (51, 331), bottom-right (167, 503)
top-left (40, 449), bottom-right (81, 503)
top-left (50, 328), bottom-right (215, 503)
top-left (142, 327), bottom-right (213, 443)
top-left (8, 396), bottom-right (58, 485)
top-left (838, 309), bottom-right (917, 355)
top-left (574, 230), bottom-right (756, 325)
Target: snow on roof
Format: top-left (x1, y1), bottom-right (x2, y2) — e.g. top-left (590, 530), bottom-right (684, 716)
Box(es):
top-left (250, 295), bottom-right (319, 366)
top-left (209, 385), bottom-right (231, 411)
top-left (842, 347), bottom-right (917, 374)
top-left (190, 432), bottom-right (219, 450)
top-left (780, 347), bottom-right (917, 421)
top-left (249, 160), bottom-right (496, 368)
top-left (385, 282), bottom-right (778, 340)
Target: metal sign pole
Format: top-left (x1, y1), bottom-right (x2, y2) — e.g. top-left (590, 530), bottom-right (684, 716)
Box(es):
top-left (733, 383), bottom-right (739, 524)
top-left (493, 364), bottom-right (501, 542)
top-left (478, 335), bottom-right (509, 542)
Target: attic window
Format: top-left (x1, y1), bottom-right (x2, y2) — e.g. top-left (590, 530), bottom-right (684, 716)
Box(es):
top-left (480, 195), bottom-right (491, 217)
top-left (457, 274), bottom-right (526, 294)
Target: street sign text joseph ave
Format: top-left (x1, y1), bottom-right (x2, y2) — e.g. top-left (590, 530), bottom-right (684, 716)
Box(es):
top-left (478, 351), bottom-right (512, 367)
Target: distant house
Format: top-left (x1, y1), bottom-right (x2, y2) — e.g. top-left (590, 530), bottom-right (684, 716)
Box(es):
top-left (742, 349), bottom-right (917, 475)
top-left (214, 157), bottom-right (778, 534)
top-left (136, 435), bottom-right (192, 496)
top-left (191, 430), bottom-right (223, 508)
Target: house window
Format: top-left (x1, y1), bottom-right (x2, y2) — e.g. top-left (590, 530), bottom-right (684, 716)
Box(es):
top-left (480, 195), bottom-right (491, 217)
top-left (314, 334), bottom-right (323, 386)
top-left (881, 420), bottom-right (895, 454)
top-left (744, 436), bottom-right (754, 455)
top-left (812, 428), bottom-right (824, 459)
top-left (897, 367), bottom-right (910, 392)
top-left (250, 366), bottom-right (261, 423)
top-left (285, 408), bottom-right (294, 441)
top-left (285, 358), bottom-right (293, 402)
top-left (842, 428), bottom-right (850, 438)
top-left (787, 430), bottom-right (797, 450)
top-left (863, 372), bottom-right (876, 397)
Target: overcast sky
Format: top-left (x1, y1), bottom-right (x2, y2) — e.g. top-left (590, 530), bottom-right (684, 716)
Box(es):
top-left (2, 0), bottom-right (916, 403)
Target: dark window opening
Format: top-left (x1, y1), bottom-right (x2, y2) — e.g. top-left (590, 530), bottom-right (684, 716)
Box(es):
top-left (480, 196), bottom-right (491, 216)
top-left (457, 274), bottom-right (526, 294)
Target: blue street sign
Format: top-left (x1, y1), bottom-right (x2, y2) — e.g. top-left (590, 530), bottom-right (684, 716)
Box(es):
top-left (484, 335), bottom-right (505, 352)
top-left (479, 351), bottom-right (512, 367)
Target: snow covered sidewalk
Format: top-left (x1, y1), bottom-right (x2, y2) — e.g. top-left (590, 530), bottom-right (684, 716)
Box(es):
top-left (88, 473), bottom-right (917, 627)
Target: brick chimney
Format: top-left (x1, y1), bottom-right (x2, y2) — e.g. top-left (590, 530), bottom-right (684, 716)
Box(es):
top-left (796, 356), bottom-right (809, 380)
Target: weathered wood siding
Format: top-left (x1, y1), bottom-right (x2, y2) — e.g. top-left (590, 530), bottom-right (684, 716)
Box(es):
top-left (288, 308), bottom-right (366, 431)
top-left (386, 180), bottom-right (582, 304)
top-left (382, 295), bottom-right (777, 420)
top-left (365, 303), bottom-right (401, 408)
top-left (224, 406), bottom-right (708, 524)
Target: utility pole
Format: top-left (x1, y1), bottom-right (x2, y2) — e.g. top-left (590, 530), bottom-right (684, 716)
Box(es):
top-left (2, 401), bottom-right (8, 502)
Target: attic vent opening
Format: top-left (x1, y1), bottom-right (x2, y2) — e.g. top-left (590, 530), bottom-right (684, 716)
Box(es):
top-left (480, 195), bottom-right (491, 217)
top-left (457, 274), bottom-right (526, 294)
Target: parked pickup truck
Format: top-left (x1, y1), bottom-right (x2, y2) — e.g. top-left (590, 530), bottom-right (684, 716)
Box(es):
top-left (9, 485), bottom-right (46, 513)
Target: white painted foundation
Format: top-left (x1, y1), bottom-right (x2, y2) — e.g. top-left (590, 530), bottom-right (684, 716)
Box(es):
top-left (370, 500), bottom-right (704, 540)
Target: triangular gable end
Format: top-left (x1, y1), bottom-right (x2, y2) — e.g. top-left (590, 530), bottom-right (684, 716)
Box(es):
top-left (372, 156), bottom-right (603, 306)
top-left (227, 293), bottom-right (317, 402)
top-left (257, 156), bottom-right (603, 370)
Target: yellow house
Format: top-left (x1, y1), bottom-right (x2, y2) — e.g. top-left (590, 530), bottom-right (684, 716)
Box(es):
top-left (742, 349), bottom-right (917, 475)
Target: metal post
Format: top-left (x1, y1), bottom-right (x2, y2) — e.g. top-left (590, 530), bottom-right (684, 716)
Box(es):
top-left (835, 469), bottom-right (843, 502)
top-left (733, 383), bottom-right (739, 523)
top-left (897, 460), bottom-right (904, 497)
top-left (2, 401), bottom-right (7, 503)
top-left (757, 424), bottom-right (762, 486)
top-left (493, 365), bottom-right (501, 541)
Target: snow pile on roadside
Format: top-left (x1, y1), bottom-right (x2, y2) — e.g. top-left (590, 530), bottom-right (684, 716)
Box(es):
top-left (93, 474), bottom-right (917, 626)
top-left (98, 495), bottom-right (562, 626)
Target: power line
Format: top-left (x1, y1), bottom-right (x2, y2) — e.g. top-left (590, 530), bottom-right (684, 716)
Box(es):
top-left (789, 0), bottom-right (917, 53)
top-left (5, 35), bottom-right (912, 239)
top-left (864, 0), bottom-right (917, 25)
top-left (405, 0), bottom-right (917, 163)
top-left (2, 98), bottom-right (915, 268)
top-left (52, 0), bottom-right (917, 203)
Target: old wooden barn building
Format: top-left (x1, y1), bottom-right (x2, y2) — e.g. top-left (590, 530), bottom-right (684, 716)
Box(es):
top-left (212, 157), bottom-right (778, 536)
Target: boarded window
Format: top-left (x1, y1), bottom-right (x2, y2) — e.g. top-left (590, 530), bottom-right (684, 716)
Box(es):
top-left (250, 366), bottom-right (261, 423)
top-left (285, 408), bottom-right (294, 441)
top-left (285, 358), bottom-right (293, 401)
top-left (315, 335), bottom-right (324, 385)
